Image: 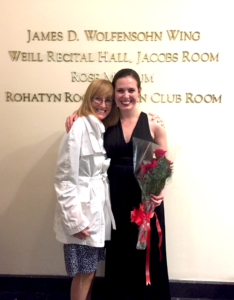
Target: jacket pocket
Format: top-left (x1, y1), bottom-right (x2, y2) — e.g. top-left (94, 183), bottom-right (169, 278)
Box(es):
top-left (77, 180), bottom-right (90, 203)
top-left (87, 196), bottom-right (102, 235)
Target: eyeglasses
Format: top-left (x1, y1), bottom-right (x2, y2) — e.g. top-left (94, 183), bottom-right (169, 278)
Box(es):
top-left (92, 97), bottom-right (114, 107)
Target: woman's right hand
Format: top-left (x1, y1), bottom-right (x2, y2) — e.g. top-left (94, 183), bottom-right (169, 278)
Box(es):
top-left (150, 189), bottom-right (165, 207)
top-left (73, 225), bottom-right (90, 240)
top-left (65, 111), bottom-right (79, 133)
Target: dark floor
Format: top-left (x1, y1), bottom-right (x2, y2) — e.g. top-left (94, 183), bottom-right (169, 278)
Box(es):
top-left (0, 292), bottom-right (69, 300)
top-left (1, 275), bottom-right (234, 300)
top-left (0, 294), bottom-right (232, 300)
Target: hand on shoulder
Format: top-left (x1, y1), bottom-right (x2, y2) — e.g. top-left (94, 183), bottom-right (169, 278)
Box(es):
top-left (148, 112), bottom-right (165, 128)
top-left (148, 115), bottom-right (166, 135)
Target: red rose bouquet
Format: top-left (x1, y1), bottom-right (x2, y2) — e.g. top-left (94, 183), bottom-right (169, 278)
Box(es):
top-left (138, 148), bottom-right (173, 199)
top-left (131, 137), bottom-right (173, 285)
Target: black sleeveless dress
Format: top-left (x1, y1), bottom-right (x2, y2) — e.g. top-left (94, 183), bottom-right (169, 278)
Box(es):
top-left (104, 112), bottom-right (171, 300)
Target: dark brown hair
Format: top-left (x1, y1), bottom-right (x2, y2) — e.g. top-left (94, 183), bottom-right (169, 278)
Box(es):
top-left (112, 68), bottom-right (141, 90)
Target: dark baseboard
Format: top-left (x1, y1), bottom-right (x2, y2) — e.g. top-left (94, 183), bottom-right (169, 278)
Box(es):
top-left (0, 275), bottom-right (72, 294)
top-left (0, 275), bottom-right (234, 299)
top-left (170, 280), bottom-right (234, 299)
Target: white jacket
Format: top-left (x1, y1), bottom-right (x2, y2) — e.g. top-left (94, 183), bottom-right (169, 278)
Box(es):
top-left (54, 115), bottom-right (116, 247)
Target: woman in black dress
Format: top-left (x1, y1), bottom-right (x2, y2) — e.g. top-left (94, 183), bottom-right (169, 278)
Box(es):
top-left (66, 69), bottom-right (170, 300)
top-left (104, 69), bottom-right (170, 300)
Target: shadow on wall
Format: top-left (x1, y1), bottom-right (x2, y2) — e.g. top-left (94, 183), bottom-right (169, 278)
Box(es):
top-left (0, 133), bottom-right (67, 275)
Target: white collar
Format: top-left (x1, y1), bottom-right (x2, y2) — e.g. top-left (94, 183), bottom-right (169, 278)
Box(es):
top-left (82, 115), bottom-right (106, 154)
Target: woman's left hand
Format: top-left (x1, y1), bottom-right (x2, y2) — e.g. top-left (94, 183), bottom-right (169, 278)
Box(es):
top-left (148, 113), bottom-right (165, 128)
top-left (150, 189), bottom-right (165, 207)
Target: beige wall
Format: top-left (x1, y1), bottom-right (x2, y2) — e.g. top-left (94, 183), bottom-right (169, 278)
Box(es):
top-left (0, 0), bottom-right (234, 281)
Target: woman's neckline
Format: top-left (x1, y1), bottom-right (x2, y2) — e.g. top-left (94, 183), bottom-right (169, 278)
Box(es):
top-left (120, 112), bottom-right (143, 144)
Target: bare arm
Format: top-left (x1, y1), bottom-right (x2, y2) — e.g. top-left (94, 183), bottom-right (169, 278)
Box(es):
top-left (148, 114), bottom-right (168, 150)
top-left (149, 119), bottom-right (168, 206)
top-left (65, 110), bottom-right (79, 133)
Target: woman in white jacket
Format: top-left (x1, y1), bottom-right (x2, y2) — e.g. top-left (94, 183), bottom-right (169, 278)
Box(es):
top-left (54, 79), bottom-right (117, 300)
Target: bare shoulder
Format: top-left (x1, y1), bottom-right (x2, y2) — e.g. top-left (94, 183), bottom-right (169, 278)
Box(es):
top-left (147, 115), bottom-right (167, 149)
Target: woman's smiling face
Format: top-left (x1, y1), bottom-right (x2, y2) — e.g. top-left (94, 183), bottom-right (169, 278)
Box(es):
top-left (91, 96), bottom-right (112, 120)
top-left (114, 76), bottom-right (141, 111)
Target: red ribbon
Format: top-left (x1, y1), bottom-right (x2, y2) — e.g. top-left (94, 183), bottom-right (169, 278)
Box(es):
top-left (131, 202), bottom-right (162, 285)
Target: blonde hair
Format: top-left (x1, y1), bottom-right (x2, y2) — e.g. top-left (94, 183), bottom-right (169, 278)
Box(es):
top-left (78, 79), bottom-right (119, 128)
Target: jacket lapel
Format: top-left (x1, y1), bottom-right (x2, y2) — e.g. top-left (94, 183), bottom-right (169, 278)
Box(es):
top-left (82, 115), bottom-right (106, 154)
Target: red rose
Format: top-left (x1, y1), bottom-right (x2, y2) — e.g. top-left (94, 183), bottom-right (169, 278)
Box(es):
top-left (140, 165), bottom-right (147, 175)
top-left (140, 162), bottom-right (155, 175)
top-left (144, 163), bottom-right (154, 173)
top-left (153, 149), bottom-right (167, 158)
top-left (150, 158), bottom-right (158, 166)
